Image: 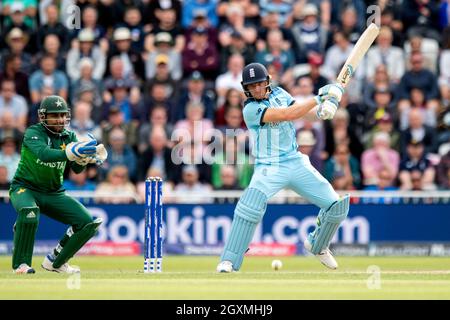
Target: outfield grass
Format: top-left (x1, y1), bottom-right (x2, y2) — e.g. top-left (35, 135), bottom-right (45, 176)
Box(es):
top-left (1, 256), bottom-right (450, 299)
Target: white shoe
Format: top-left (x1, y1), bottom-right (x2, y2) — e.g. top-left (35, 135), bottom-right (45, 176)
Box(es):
top-left (216, 260), bottom-right (234, 273)
top-left (41, 254), bottom-right (80, 274)
top-left (14, 263), bottom-right (35, 274)
top-left (304, 239), bottom-right (338, 270)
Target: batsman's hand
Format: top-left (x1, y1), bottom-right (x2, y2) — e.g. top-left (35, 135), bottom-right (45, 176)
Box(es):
top-left (317, 97), bottom-right (339, 120)
top-left (316, 83), bottom-right (344, 103)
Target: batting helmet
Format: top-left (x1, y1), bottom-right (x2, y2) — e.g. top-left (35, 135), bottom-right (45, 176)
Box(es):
top-left (241, 63), bottom-right (272, 98)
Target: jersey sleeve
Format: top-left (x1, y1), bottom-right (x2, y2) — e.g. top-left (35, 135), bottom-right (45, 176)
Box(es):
top-left (277, 87), bottom-right (295, 106)
top-left (243, 101), bottom-right (267, 128)
top-left (23, 127), bottom-right (68, 162)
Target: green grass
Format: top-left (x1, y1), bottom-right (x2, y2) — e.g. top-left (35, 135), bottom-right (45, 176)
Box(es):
top-left (1, 256), bottom-right (450, 299)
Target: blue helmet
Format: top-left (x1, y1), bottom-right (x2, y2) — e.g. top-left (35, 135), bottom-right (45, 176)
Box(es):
top-left (241, 63), bottom-right (271, 98)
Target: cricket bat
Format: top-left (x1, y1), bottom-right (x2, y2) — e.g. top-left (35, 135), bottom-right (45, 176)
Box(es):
top-left (336, 23), bottom-right (380, 88)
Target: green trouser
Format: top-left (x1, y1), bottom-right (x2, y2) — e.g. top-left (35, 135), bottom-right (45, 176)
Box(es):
top-left (10, 186), bottom-right (93, 269)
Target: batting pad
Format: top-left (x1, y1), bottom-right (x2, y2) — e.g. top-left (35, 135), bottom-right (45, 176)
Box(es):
top-left (53, 218), bottom-right (102, 268)
top-left (221, 188), bottom-right (267, 270)
top-left (12, 207), bottom-right (40, 269)
top-left (309, 195), bottom-right (350, 254)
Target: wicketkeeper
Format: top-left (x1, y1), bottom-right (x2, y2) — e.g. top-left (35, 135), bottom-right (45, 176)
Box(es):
top-left (10, 95), bottom-right (107, 274)
top-left (217, 63), bottom-right (350, 272)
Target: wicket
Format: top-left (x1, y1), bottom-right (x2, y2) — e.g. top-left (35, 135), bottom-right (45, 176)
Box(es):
top-left (144, 177), bottom-right (163, 273)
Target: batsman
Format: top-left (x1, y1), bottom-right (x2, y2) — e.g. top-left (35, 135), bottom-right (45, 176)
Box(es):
top-left (10, 95), bottom-right (107, 274)
top-left (217, 63), bottom-right (350, 272)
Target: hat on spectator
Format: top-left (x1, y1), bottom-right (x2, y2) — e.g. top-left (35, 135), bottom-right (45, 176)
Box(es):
top-left (155, 54), bottom-right (169, 65)
top-left (109, 105), bottom-right (122, 114)
top-left (192, 26), bottom-right (208, 36)
top-left (11, 2), bottom-right (25, 13)
top-left (6, 28), bottom-right (29, 46)
top-left (154, 32), bottom-right (173, 45)
top-left (111, 79), bottom-right (130, 90)
top-left (189, 71), bottom-right (204, 81)
top-left (231, 30), bottom-right (243, 39)
top-left (78, 28), bottom-right (95, 42)
top-left (297, 130), bottom-right (316, 146)
top-left (301, 4), bottom-right (319, 18)
top-left (113, 27), bottom-right (131, 41)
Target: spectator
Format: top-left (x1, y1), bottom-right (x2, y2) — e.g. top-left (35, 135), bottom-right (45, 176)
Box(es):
top-left (217, 0), bottom-right (260, 22)
top-left (363, 64), bottom-right (398, 112)
top-left (143, 0), bottom-right (182, 31)
top-left (215, 88), bottom-right (244, 127)
top-left (103, 57), bottom-right (141, 107)
top-left (307, 54), bottom-right (329, 94)
top-left (400, 108), bottom-right (437, 157)
top-left (70, 58), bottom-right (103, 115)
top-left (63, 169), bottom-right (97, 205)
top-left (217, 104), bottom-right (246, 144)
top-left (291, 4), bottom-right (329, 64)
top-left (0, 54), bottom-right (30, 101)
top-left (399, 139), bottom-right (436, 190)
top-left (1, 28), bottom-right (33, 75)
top-left (397, 51), bottom-right (440, 120)
top-left (2, 1), bottom-right (37, 30)
top-left (76, 5), bottom-right (107, 43)
top-left (138, 125), bottom-right (176, 183)
top-left (101, 79), bottom-right (141, 124)
top-left (184, 8), bottom-right (218, 46)
top-left (145, 33), bottom-right (182, 81)
top-left (100, 127), bottom-right (137, 182)
top-left (255, 29), bottom-right (295, 81)
top-left (399, 87), bottom-right (437, 130)
top-left (324, 144), bottom-right (361, 190)
top-left (101, 106), bottom-right (138, 151)
top-left (405, 35), bottom-right (439, 74)
top-left (329, 0), bottom-right (366, 31)
top-left (401, 0), bottom-right (441, 42)
top-left (218, 4), bottom-right (257, 48)
top-left (0, 136), bottom-right (20, 182)
top-left (117, 6), bottom-right (146, 52)
top-left (34, 34), bottom-right (66, 72)
top-left (176, 71), bottom-right (215, 122)
top-left (182, 26), bottom-right (219, 80)
top-left (95, 165), bottom-right (137, 204)
top-left (145, 54), bottom-right (180, 104)
top-left (141, 82), bottom-right (176, 125)
top-left (1, 2), bottom-right (36, 54)
top-left (138, 105), bottom-right (174, 154)
top-left (297, 129), bottom-right (323, 172)
top-left (0, 79), bottom-right (27, 132)
top-left (0, 165), bottom-right (10, 194)
top-left (173, 165), bottom-right (213, 203)
top-left (363, 113), bottom-right (400, 152)
top-left (219, 30), bottom-right (255, 73)
top-left (66, 28), bottom-right (106, 82)
top-left (215, 54), bottom-right (244, 107)
top-left (69, 101), bottom-right (102, 142)
top-left (436, 150), bottom-right (450, 189)
top-left (364, 85), bottom-right (397, 130)
top-left (211, 137), bottom-right (253, 190)
top-left (146, 7), bottom-right (185, 53)
top-left (29, 54), bottom-right (68, 104)
top-left (214, 165), bottom-right (241, 192)
top-left (324, 108), bottom-right (364, 161)
top-left (36, 4), bottom-right (69, 52)
top-left (107, 27), bottom-right (145, 80)
top-left (366, 26), bottom-right (405, 83)
top-left (0, 111), bottom-right (23, 146)
top-left (361, 132), bottom-right (400, 188)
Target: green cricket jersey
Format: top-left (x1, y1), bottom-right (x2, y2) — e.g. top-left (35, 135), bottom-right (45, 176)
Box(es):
top-left (11, 123), bottom-right (85, 193)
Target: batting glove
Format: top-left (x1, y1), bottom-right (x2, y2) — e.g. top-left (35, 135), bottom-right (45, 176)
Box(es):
top-left (317, 83), bottom-right (344, 102)
top-left (317, 97), bottom-right (339, 120)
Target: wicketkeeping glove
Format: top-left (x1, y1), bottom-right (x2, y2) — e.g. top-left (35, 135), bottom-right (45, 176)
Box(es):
top-left (65, 140), bottom-right (97, 161)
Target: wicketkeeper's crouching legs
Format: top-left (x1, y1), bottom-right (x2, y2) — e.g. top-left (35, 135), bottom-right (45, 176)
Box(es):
top-left (220, 188), bottom-right (267, 271)
top-left (12, 207), bottom-right (40, 270)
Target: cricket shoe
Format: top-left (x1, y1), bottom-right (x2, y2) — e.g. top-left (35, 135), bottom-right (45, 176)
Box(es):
top-left (304, 239), bottom-right (338, 270)
top-left (216, 260), bottom-right (234, 273)
top-left (14, 263), bottom-right (35, 274)
top-left (41, 254), bottom-right (80, 274)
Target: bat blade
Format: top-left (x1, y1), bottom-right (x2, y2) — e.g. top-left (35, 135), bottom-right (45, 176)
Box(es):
top-left (336, 23), bottom-right (380, 88)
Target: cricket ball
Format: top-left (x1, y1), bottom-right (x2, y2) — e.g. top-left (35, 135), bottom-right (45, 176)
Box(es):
top-left (271, 259), bottom-right (282, 271)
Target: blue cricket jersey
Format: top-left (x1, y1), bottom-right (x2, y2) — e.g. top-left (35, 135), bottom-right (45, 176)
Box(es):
top-left (243, 87), bottom-right (300, 164)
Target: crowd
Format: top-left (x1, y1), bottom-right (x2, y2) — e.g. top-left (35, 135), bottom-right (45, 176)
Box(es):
top-left (0, 0), bottom-right (449, 204)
